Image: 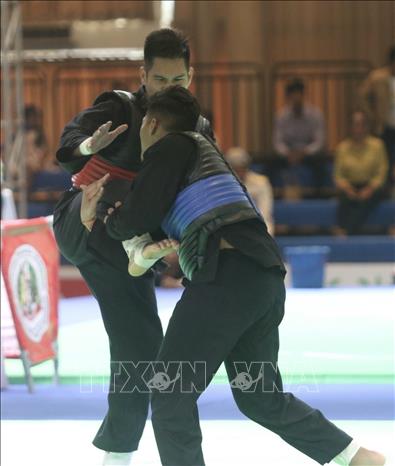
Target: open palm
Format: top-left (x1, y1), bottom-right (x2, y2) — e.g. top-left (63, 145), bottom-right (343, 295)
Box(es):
top-left (86, 121), bottom-right (128, 153)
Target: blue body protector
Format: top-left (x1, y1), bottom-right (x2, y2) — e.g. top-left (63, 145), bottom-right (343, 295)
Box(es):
top-left (161, 132), bottom-right (263, 280)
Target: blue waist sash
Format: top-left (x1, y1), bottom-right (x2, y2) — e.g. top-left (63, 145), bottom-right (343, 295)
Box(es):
top-left (161, 173), bottom-right (253, 240)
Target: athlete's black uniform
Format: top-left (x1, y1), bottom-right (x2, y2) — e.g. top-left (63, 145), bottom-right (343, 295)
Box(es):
top-left (102, 132), bottom-right (353, 465)
top-left (53, 86), bottom-right (213, 453)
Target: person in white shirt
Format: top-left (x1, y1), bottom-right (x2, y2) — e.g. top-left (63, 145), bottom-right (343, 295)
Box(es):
top-left (225, 146), bottom-right (274, 236)
top-left (273, 78), bottom-right (326, 194)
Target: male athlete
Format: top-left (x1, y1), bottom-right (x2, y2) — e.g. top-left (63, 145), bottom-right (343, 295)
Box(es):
top-left (82, 86), bottom-right (385, 466)
top-left (53, 29), bottom-right (212, 466)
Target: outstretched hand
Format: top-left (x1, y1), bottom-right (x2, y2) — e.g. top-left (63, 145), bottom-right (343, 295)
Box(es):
top-left (80, 173), bottom-right (110, 230)
top-left (82, 121), bottom-right (128, 154)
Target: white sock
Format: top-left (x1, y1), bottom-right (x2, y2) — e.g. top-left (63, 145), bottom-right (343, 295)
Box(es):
top-left (332, 440), bottom-right (361, 465)
top-left (102, 451), bottom-right (133, 466)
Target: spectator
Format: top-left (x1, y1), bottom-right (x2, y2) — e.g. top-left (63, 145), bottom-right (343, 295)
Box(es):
top-left (7, 106), bottom-right (47, 185)
top-left (273, 78), bottom-right (326, 196)
top-left (360, 45), bottom-right (395, 180)
top-left (25, 105), bottom-right (71, 184)
top-left (24, 104), bottom-right (65, 172)
top-left (24, 104), bottom-right (58, 172)
top-left (333, 110), bottom-right (388, 235)
top-left (225, 147), bottom-right (274, 235)
top-left (24, 104), bottom-right (43, 132)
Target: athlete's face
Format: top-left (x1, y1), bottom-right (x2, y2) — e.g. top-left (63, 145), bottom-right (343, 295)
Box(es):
top-left (140, 57), bottom-right (193, 97)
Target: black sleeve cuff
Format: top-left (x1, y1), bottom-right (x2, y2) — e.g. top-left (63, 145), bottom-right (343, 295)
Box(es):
top-left (56, 144), bottom-right (85, 163)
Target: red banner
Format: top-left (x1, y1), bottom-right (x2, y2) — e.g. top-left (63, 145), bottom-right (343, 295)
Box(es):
top-left (1, 271), bottom-right (20, 359)
top-left (1, 217), bottom-right (59, 365)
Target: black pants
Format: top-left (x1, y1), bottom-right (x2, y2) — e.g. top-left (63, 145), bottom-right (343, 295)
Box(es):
top-left (53, 191), bottom-right (163, 452)
top-left (151, 251), bottom-right (352, 466)
top-left (337, 188), bottom-right (383, 234)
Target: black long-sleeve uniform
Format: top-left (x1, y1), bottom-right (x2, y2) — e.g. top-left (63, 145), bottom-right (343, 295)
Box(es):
top-left (53, 86), bottom-right (215, 454)
top-left (101, 132), bottom-right (352, 466)
top-left (57, 86), bottom-right (146, 174)
top-left (103, 133), bottom-right (285, 282)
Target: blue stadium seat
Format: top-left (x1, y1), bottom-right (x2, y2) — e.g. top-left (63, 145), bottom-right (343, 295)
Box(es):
top-left (30, 170), bottom-right (72, 192)
top-left (274, 199), bottom-right (395, 227)
top-left (276, 236), bottom-right (395, 262)
top-left (27, 202), bottom-right (57, 219)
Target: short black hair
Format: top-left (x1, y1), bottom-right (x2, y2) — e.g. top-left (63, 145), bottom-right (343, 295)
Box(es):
top-left (389, 45), bottom-right (395, 64)
top-left (146, 86), bottom-right (200, 133)
top-left (285, 78), bottom-right (305, 96)
top-left (144, 28), bottom-right (190, 71)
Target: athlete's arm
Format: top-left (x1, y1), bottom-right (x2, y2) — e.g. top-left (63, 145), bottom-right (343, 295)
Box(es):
top-left (104, 134), bottom-right (196, 241)
top-left (56, 97), bottom-right (126, 174)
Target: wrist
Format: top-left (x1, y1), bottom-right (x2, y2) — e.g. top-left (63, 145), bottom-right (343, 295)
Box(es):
top-left (83, 219), bottom-right (95, 231)
top-left (79, 137), bottom-right (93, 156)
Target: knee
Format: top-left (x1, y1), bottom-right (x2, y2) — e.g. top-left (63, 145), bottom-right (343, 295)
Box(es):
top-left (232, 390), bottom-right (282, 424)
top-left (232, 390), bottom-right (257, 417)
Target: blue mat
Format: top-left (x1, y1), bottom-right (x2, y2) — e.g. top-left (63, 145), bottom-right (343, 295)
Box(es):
top-left (1, 382), bottom-right (393, 421)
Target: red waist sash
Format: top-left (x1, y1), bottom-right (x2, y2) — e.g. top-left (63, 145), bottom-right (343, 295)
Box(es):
top-left (72, 155), bottom-right (137, 188)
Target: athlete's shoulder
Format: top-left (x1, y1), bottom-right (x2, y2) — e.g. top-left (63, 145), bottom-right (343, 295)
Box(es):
top-left (93, 87), bottom-right (143, 112)
top-left (161, 132), bottom-right (198, 152)
top-left (195, 115), bottom-right (215, 140)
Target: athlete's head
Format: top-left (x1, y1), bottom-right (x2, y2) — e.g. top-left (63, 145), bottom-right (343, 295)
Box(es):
top-left (140, 28), bottom-right (194, 97)
top-left (140, 86), bottom-right (200, 156)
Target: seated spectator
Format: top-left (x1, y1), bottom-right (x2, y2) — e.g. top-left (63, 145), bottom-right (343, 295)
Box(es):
top-left (360, 45), bottom-right (395, 181)
top-left (273, 78), bottom-right (326, 196)
top-left (225, 147), bottom-right (274, 235)
top-left (8, 105), bottom-right (71, 212)
top-left (334, 110), bottom-right (388, 235)
top-left (24, 104), bottom-right (59, 173)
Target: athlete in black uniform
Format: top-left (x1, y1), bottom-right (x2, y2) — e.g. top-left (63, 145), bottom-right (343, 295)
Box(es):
top-left (83, 86), bottom-right (385, 466)
top-left (53, 29), bottom-right (213, 465)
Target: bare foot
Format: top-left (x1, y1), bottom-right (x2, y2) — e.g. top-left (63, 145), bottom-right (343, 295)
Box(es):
top-left (127, 239), bottom-right (179, 277)
top-left (142, 239), bottom-right (179, 260)
top-left (350, 447), bottom-right (386, 466)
